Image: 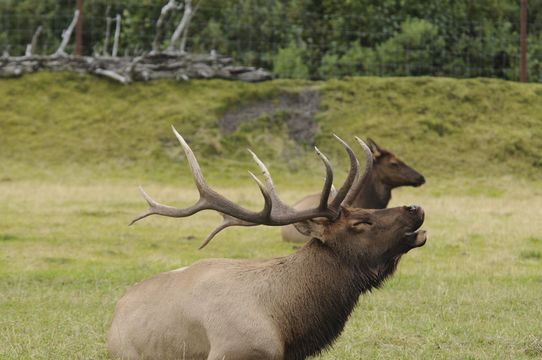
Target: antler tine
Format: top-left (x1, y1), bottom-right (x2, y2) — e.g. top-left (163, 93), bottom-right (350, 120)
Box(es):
top-left (198, 171), bottom-right (271, 249)
top-left (247, 170), bottom-right (273, 219)
top-left (356, 136), bottom-right (373, 176)
top-left (247, 149), bottom-right (275, 196)
top-left (242, 147), bottom-right (342, 223)
top-left (247, 149), bottom-right (291, 212)
top-left (329, 134), bottom-right (359, 210)
top-left (314, 146), bottom-right (334, 211)
top-left (199, 215), bottom-right (257, 250)
top-left (342, 137), bottom-right (374, 206)
top-left (129, 186), bottom-right (207, 225)
top-left (129, 126), bottom-right (214, 226)
top-left (129, 186), bottom-right (156, 225)
top-left (171, 125), bottom-right (208, 192)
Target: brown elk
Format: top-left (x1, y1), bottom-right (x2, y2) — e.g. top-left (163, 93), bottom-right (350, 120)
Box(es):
top-left (281, 137), bottom-right (425, 243)
top-left (107, 126), bottom-right (427, 360)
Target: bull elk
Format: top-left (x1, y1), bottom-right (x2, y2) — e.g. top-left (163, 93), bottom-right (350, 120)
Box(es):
top-left (282, 137), bottom-right (426, 243)
top-left (107, 126), bottom-right (427, 360)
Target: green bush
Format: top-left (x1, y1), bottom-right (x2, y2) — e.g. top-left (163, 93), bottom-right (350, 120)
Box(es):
top-left (2, 0), bottom-right (542, 81)
top-left (444, 21), bottom-right (517, 79)
top-left (318, 53), bottom-right (340, 79)
top-left (273, 40), bottom-right (309, 79)
top-left (340, 42), bottom-right (376, 75)
top-left (192, 20), bottom-right (228, 54)
top-left (528, 34), bottom-right (542, 83)
top-left (318, 42), bottom-right (376, 79)
top-left (375, 18), bottom-right (445, 76)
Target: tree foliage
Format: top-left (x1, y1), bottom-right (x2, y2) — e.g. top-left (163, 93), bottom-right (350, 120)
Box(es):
top-left (0, 0), bottom-right (540, 81)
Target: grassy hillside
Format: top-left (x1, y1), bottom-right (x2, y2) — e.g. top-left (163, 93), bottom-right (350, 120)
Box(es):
top-left (1, 74), bottom-right (541, 359)
top-left (1, 73), bottom-right (541, 183)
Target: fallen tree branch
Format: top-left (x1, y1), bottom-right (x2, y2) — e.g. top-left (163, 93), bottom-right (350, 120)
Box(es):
top-left (0, 53), bottom-right (271, 83)
top-left (95, 68), bottom-right (129, 84)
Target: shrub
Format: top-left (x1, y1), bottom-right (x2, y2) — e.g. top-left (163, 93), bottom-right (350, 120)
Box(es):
top-left (528, 34), bottom-right (542, 83)
top-left (318, 42), bottom-right (376, 79)
top-left (318, 53), bottom-right (340, 79)
top-left (273, 40), bottom-right (309, 79)
top-left (375, 18), bottom-right (445, 76)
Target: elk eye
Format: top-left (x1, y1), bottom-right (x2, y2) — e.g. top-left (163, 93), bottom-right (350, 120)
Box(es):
top-left (390, 162), bottom-right (399, 167)
top-left (351, 220), bottom-right (372, 228)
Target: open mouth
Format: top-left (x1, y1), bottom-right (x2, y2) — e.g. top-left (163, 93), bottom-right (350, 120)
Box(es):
top-left (405, 229), bottom-right (427, 247)
top-left (402, 205), bottom-right (426, 248)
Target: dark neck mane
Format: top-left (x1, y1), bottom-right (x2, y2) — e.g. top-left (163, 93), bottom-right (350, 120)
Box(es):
top-left (353, 171), bottom-right (391, 209)
top-left (261, 240), bottom-right (399, 360)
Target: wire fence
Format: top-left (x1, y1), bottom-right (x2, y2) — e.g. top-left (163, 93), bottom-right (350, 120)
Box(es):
top-left (1, 0), bottom-right (541, 82)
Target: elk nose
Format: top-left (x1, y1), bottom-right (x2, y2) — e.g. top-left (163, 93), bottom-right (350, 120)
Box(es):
top-left (404, 205), bottom-right (424, 221)
top-left (415, 175), bottom-right (426, 186)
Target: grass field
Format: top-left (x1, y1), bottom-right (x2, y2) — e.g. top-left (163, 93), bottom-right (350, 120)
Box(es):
top-left (1, 176), bottom-right (541, 359)
top-left (1, 73), bottom-right (541, 359)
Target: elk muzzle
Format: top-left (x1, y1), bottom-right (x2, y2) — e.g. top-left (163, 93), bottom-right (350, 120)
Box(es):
top-left (403, 205), bottom-right (426, 248)
top-left (413, 175), bottom-right (426, 187)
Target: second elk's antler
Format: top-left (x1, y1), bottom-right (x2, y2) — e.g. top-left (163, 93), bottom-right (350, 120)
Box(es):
top-left (131, 126), bottom-right (373, 248)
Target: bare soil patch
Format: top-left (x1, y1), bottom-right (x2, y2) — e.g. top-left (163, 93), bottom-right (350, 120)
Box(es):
top-left (218, 89), bottom-right (320, 144)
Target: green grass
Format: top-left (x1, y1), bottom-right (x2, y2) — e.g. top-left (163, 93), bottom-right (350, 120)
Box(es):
top-left (1, 73), bottom-right (541, 182)
top-left (1, 178), bottom-right (541, 359)
top-left (1, 73), bottom-right (542, 359)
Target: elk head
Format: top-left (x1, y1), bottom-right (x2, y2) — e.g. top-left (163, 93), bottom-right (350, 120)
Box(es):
top-left (294, 204), bottom-right (426, 274)
top-left (367, 137), bottom-right (425, 188)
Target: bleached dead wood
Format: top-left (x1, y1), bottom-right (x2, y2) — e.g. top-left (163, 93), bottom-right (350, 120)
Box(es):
top-left (112, 14), bottom-right (121, 58)
top-left (152, 0), bottom-right (181, 54)
top-left (0, 1), bottom-right (269, 85)
top-left (95, 68), bottom-right (129, 84)
top-left (25, 26), bottom-right (43, 57)
top-left (0, 53), bottom-right (271, 83)
top-left (53, 10), bottom-right (80, 57)
top-left (179, 1), bottom-right (200, 53)
top-left (167, 0), bottom-right (194, 53)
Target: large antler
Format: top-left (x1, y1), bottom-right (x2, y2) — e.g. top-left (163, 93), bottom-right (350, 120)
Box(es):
top-left (341, 136), bottom-right (374, 206)
top-left (131, 126), bottom-right (370, 248)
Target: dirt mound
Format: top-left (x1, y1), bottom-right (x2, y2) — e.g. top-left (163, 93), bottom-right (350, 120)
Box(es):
top-left (218, 89), bottom-right (320, 144)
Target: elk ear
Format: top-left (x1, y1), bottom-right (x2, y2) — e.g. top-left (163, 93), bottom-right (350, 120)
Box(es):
top-left (366, 138), bottom-right (382, 158)
top-left (293, 218), bottom-right (328, 242)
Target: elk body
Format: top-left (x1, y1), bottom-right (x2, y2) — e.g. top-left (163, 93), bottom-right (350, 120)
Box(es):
top-left (107, 127), bottom-right (427, 360)
top-left (281, 138), bottom-right (426, 243)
